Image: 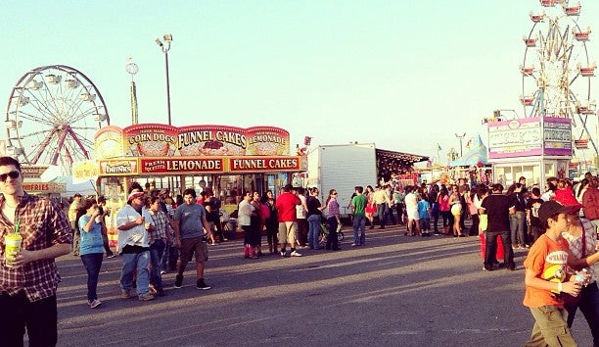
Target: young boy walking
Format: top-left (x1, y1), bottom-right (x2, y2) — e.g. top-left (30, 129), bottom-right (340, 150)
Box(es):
top-left (522, 201), bottom-right (582, 347)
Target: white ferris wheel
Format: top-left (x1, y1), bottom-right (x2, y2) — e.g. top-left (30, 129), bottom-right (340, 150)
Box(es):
top-left (4, 65), bottom-right (110, 171)
top-left (521, 0), bottom-right (596, 155)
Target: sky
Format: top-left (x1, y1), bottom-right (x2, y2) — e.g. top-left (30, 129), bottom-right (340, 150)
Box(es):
top-left (1, 0), bottom-right (597, 164)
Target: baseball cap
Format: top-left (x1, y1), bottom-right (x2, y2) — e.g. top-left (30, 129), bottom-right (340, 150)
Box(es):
top-left (538, 200), bottom-right (575, 224)
top-left (128, 191), bottom-right (145, 202)
top-left (74, 193), bottom-right (82, 198)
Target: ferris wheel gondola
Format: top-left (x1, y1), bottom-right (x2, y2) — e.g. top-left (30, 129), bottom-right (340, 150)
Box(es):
top-left (4, 65), bottom-right (110, 171)
top-left (521, 0), bottom-right (596, 155)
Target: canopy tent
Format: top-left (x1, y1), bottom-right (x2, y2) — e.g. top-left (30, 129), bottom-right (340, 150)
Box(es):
top-left (450, 134), bottom-right (489, 167)
top-left (50, 176), bottom-right (97, 197)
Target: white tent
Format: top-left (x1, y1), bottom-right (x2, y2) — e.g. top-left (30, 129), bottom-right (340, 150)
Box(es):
top-left (50, 176), bottom-right (97, 197)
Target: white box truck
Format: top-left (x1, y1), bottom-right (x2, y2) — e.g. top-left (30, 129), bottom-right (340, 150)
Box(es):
top-left (306, 143), bottom-right (378, 219)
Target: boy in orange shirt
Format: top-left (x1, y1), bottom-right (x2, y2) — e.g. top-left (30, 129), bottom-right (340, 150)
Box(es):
top-left (522, 200), bottom-right (582, 347)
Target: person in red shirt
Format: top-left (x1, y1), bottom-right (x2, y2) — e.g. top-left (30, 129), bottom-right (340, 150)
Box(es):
top-left (275, 184), bottom-right (301, 257)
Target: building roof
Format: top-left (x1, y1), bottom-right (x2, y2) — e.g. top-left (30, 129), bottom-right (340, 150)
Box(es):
top-left (375, 148), bottom-right (429, 164)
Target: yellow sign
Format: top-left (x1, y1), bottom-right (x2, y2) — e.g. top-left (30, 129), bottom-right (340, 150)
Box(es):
top-left (72, 161), bottom-right (98, 184)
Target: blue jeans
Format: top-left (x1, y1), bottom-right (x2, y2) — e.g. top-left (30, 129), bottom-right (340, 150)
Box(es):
top-left (307, 214), bottom-right (322, 249)
top-left (353, 215), bottom-right (366, 245)
top-left (81, 253), bottom-right (103, 302)
top-left (120, 250), bottom-right (151, 296)
top-left (150, 239), bottom-right (166, 290)
top-left (566, 281), bottom-right (599, 346)
top-left (510, 211), bottom-right (527, 245)
top-left (376, 204), bottom-right (388, 228)
top-left (484, 230), bottom-right (514, 269)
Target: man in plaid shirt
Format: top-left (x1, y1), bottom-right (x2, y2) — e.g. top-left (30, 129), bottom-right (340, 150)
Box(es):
top-left (0, 156), bottom-right (72, 347)
top-left (147, 196), bottom-right (173, 296)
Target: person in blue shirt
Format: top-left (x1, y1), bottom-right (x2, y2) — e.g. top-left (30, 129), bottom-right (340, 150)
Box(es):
top-left (417, 192), bottom-right (431, 237)
top-left (76, 198), bottom-right (104, 309)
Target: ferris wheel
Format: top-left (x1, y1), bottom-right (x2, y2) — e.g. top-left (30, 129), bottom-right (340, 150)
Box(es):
top-left (4, 65), bottom-right (110, 170)
top-left (520, 0), bottom-right (597, 154)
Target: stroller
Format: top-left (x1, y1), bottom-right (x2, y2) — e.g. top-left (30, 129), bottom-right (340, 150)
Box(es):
top-left (318, 218), bottom-right (345, 248)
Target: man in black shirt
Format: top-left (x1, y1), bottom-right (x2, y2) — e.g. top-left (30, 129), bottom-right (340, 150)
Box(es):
top-left (525, 187), bottom-right (544, 244)
top-left (481, 184), bottom-right (516, 271)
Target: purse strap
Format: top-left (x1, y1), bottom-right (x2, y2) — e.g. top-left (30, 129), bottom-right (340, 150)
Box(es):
top-left (581, 223), bottom-right (586, 258)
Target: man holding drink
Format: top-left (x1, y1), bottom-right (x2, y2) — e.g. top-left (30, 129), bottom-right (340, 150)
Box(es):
top-left (0, 156), bottom-right (72, 347)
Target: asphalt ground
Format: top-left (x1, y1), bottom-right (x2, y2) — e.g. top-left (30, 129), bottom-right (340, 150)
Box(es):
top-left (51, 223), bottom-right (594, 347)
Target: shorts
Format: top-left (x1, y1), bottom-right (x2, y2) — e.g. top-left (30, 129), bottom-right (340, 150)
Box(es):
top-left (406, 209), bottom-right (419, 221)
top-left (278, 221), bottom-right (297, 244)
top-left (179, 236), bottom-right (208, 263)
top-left (451, 204), bottom-right (462, 216)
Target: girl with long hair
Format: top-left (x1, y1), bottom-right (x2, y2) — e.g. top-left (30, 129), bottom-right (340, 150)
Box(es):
top-left (76, 198), bottom-right (104, 309)
top-left (325, 189), bottom-right (342, 251)
top-left (437, 186), bottom-right (451, 235)
top-left (449, 185), bottom-right (464, 237)
top-left (261, 190), bottom-right (278, 254)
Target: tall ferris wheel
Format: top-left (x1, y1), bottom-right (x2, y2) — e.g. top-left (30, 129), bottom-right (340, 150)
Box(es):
top-left (520, 0), bottom-right (596, 155)
top-left (4, 65), bottom-right (110, 172)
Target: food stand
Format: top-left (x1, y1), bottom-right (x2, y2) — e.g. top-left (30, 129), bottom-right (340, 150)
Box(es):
top-left (20, 165), bottom-right (66, 205)
top-left (487, 116), bottom-right (572, 187)
top-left (93, 123), bottom-right (305, 247)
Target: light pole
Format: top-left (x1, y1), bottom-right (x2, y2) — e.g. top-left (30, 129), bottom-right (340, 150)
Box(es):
top-left (155, 34), bottom-right (173, 125)
top-left (455, 133), bottom-right (466, 158)
top-left (125, 58), bottom-right (139, 125)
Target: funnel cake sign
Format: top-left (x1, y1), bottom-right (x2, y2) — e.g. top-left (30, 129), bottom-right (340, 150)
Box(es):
top-left (94, 124), bottom-right (291, 159)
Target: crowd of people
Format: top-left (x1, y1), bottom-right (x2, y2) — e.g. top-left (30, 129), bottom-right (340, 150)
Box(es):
top-left (3, 149), bottom-right (599, 346)
top-left (333, 174), bottom-right (599, 346)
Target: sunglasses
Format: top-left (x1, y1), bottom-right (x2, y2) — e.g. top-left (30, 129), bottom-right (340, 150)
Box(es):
top-left (0, 171), bottom-right (20, 182)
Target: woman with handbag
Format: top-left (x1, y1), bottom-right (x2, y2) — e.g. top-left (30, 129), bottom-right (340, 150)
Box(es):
top-left (561, 200), bottom-right (599, 347)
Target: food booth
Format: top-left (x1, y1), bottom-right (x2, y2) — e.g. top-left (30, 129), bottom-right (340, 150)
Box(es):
top-left (19, 165), bottom-right (66, 205)
top-left (487, 116), bottom-right (572, 188)
top-left (93, 123), bottom-right (305, 247)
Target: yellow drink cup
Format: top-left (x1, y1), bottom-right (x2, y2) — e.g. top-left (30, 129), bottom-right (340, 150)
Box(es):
top-left (4, 233), bottom-right (22, 267)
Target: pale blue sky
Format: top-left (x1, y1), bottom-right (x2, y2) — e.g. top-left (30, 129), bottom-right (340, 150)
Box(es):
top-left (1, 0), bottom-right (597, 162)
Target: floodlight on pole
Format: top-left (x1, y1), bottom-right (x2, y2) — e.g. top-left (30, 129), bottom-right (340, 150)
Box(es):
top-left (155, 33), bottom-right (173, 125)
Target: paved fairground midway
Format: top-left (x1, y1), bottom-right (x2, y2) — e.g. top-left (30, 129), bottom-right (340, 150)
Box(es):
top-left (53, 224), bottom-right (593, 347)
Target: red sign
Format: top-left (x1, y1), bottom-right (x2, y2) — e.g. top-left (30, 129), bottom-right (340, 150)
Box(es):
top-left (228, 157), bottom-right (301, 172)
top-left (140, 158), bottom-right (224, 174)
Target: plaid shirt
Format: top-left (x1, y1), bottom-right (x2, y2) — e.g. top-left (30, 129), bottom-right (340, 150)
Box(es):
top-left (0, 193), bottom-right (72, 302)
top-left (148, 210), bottom-right (172, 245)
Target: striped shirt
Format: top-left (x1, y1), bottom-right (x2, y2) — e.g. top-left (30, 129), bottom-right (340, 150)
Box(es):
top-left (563, 218), bottom-right (597, 283)
top-left (148, 210), bottom-right (172, 245)
top-left (327, 198), bottom-right (340, 218)
top-left (0, 194), bottom-right (72, 302)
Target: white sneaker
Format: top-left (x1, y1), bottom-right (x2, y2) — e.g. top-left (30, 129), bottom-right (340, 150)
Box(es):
top-left (89, 299), bottom-right (102, 309)
top-left (290, 251), bottom-right (302, 257)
